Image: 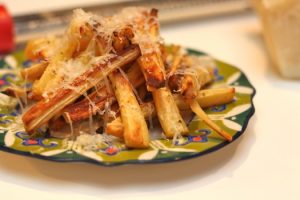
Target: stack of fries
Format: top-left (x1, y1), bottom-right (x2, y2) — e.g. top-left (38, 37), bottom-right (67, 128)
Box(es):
top-left (16, 7), bottom-right (235, 149)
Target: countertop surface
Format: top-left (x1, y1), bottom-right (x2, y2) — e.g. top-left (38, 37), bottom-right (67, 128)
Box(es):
top-left (0, 1), bottom-right (300, 200)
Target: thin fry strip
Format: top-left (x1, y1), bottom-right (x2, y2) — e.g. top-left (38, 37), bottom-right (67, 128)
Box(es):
top-left (106, 88), bottom-right (235, 138)
top-left (109, 70), bottom-right (149, 148)
top-left (20, 62), bottom-right (48, 82)
top-left (22, 45), bottom-right (141, 133)
top-left (2, 86), bottom-right (28, 98)
top-left (189, 99), bottom-right (233, 142)
top-left (167, 45), bottom-right (183, 76)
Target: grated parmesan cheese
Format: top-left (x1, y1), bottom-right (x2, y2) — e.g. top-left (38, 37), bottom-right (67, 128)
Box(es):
top-left (75, 133), bottom-right (104, 151)
top-left (34, 7), bottom-right (170, 150)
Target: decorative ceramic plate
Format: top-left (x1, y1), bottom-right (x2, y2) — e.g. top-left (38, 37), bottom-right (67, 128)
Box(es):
top-left (0, 48), bottom-right (255, 166)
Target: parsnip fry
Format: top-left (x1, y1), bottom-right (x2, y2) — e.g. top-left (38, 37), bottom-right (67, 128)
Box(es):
top-left (153, 87), bottom-right (188, 138)
top-left (22, 45), bottom-right (141, 133)
top-left (189, 99), bottom-right (233, 142)
top-left (105, 102), bottom-right (155, 138)
top-left (20, 62), bottom-right (48, 82)
top-left (137, 53), bottom-right (166, 90)
top-left (62, 62), bottom-right (145, 122)
top-left (105, 117), bottom-right (124, 138)
top-left (2, 86), bottom-right (28, 98)
top-left (32, 13), bottom-right (94, 98)
top-left (24, 36), bottom-right (58, 60)
top-left (109, 70), bottom-right (149, 148)
top-left (175, 87), bottom-right (235, 110)
top-left (106, 88), bottom-right (235, 138)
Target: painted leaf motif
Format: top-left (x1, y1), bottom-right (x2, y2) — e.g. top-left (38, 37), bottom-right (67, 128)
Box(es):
top-left (234, 86), bottom-right (254, 94)
top-left (163, 147), bottom-right (197, 153)
top-left (207, 114), bottom-right (225, 121)
top-left (226, 72), bottom-right (241, 85)
top-left (0, 69), bottom-right (15, 76)
top-left (153, 141), bottom-right (197, 153)
top-left (222, 119), bottom-right (242, 131)
top-left (40, 149), bottom-right (69, 156)
top-left (4, 130), bottom-right (15, 147)
top-left (73, 149), bottom-right (103, 162)
top-left (138, 149), bottom-right (159, 160)
top-left (4, 56), bottom-right (17, 68)
top-left (225, 104), bottom-right (251, 118)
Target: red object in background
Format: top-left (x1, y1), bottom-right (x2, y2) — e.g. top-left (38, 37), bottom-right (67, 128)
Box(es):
top-left (0, 5), bottom-right (14, 53)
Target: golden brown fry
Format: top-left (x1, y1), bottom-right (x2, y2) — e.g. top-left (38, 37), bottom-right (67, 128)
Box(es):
top-left (24, 37), bottom-right (58, 60)
top-left (20, 62), bottom-right (48, 82)
top-left (109, 70), bottom-right (149, 148)
top-left (137, 84), bottom-right (148, 100)
top-left (112, 26), bottom-right (134, 52)
top-left (135, 9), bottom-right (166, 91)
top-left (137, 53), bottom-right (166, 90)
top-left (189, 99), bottom-right (233, 142)
top-left (22, 8), bottom-right (236, 150)
top-left (133, 9), bottom-right (189, 140)
top-left (22, 45), bottom-right (141, 133)
top-left (167, 45), bottom-right (183, 76)
top-left (175, 87), bottom-right (235, 110)
top-left (106, 88), bottom-right (235, 138)
top-left (32, 22), bottom-right (94, 98)
top-left (105, 102), bottom-right (155, 138)
top-left (153, 87), bottom-right (188, 138)
top-left (62, 62), bottom-right (145, 122)
top-left (105, 117), bottom-right (124, 138)
top-left (167, 55), bottom-right (216, 100)
top-left (48, 116), bottom-right (66, 131)
top-left (168, 74), bottom-right (198, 99)
top-left (2, 86), bottom-right (28, 98)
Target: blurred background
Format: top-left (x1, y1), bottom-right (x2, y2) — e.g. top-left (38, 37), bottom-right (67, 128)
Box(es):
top-left (1, 0), bottom-right (252, 43)
top-left (2, 0), bottom-right (299, 79)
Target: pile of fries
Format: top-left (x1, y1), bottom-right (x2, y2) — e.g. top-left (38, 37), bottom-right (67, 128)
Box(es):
top-left (16, 8), bottom-right (235, 149)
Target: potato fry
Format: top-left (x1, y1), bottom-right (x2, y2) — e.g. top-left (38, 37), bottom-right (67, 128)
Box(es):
top-left (109, 70), bottom-right (149, 148)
